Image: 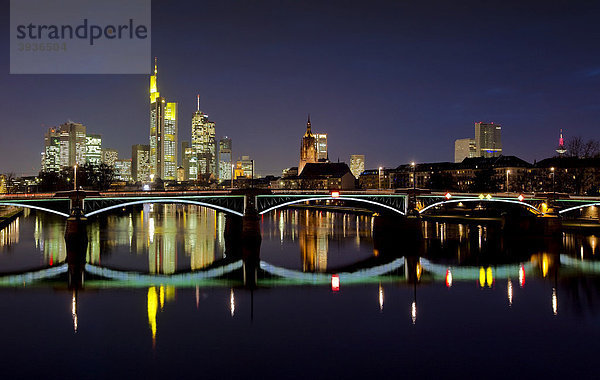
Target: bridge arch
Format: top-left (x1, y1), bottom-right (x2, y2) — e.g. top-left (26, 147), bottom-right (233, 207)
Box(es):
top-left (84, 199), bottom-right (244, 217)
top-left (0, 202), bottom-right (70, 218)
top-left (258, 196), bottom-right (406, 216)
top-left (419, 198), bottom-right (542, 215)
top-left (558, 202), bottom-right (600, 215)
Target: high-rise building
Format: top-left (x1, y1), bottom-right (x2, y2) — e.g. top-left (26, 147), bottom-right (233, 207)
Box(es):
top-left (350, 155), bottom-right (365, 178)
top-left (102, 148), bottom-right (118, 167)
top-left (299, 115), bottom-right (318, 174)
top-left (85, 134), bottom-right (102, 165)
top-left (475, 122), bottom-right (502, 158)
top-left (315, 133), bottom-right (328, 161)
top-left (132, 144), bottom-right (150, 182)
top-left (183, 147), bottom-right (197, 181)
top-left (219, 137), bottom-right (232, 181)
top-left (114, 159), bottom-right (132, 182)
top-left (149, 58), bottom-right (178, 180)
top-left (454, 138), bottom-right (477, 163)
top-left (0, 175), bottom-right (6, 194)
top-left (191, 95), bottom-right (216, 178)
top-left (42, 127), bottom-right (61, 172)
top-left (59, 121), bottom-right (87, 167)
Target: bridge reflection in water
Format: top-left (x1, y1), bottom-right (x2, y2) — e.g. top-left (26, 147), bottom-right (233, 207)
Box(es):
top-left (0, 204), bottom-right (600, 346)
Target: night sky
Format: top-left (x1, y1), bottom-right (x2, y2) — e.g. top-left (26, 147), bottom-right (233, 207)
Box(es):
top-left (1, 0), bottom-right (600, 176)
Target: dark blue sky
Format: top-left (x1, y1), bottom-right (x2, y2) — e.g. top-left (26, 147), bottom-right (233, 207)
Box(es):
top-left (1, 0), bottom-right (600, 176)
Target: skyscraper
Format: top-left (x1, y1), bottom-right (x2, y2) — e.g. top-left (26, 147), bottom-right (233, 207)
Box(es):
top-left (219, 137), bottom-right (232, 181)
top-left (59, 121), bottom-right (87, 167)
top-left (149, 58), bottom-right (178, 180)
top-left (475, 122), bottom-right (502, 158)
top-left (85, 134), bottom-right (102, 165)
top-left (299, 115), bottom-right (318, 174)
top-left (132, 144), bottom-right (150, 182)
top-left (101, 148), bottom-right (118, 167)
top-left (315, 133), bottom-right (328, 161)
top-left (114, 159), bottom-right (132, 182)
top-left (42, 127), bottom-right (61, 172)
top-left (350, 155), bottom-right (365, 178)
top-left (454, 138), bottom-right (476, 163)
top-left (191, 95), bottom-right (216, 178)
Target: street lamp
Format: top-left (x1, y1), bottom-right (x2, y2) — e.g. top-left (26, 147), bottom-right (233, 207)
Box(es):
top-left (550, 167), bottom-right (555, 195)
top-left (231, 164), bottom-right (235, 190)
top-left (378, 166), bottom-right (383, 190)
top-left (506, 169), bottom-right (510, 193)
top-left (73, 165), bottom-right (78, 191)
top-left (411, 162), bottom-right (416, 191)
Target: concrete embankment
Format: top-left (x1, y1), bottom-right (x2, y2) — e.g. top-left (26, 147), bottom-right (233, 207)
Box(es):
top-left (0, 206), bottom-right (24, 230)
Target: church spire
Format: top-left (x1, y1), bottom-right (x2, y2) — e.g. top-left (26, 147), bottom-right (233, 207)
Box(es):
top-left (305, 113), bottom-right (312, 136)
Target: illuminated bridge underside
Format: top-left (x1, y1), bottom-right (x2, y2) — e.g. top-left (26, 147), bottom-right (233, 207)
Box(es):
top-left (83, 196), bottom-right (245, 217)
top-left (85, 261), bottom-right (244, 286)
top-left (418, 196), bottom-right (545, 215)
top-left (259, 258), bottom-right (406, 284)
top-left (0, 199), bottom-right (71, 217)
top-left (0, 265), bottom-right (68, 286)
top-left (257, 194), bottom-right (407, 215)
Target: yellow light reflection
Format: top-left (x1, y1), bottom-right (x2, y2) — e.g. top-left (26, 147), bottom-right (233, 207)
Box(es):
top-left (159, 285), bottom-right (165, 309)
top-left (479, 267), bottom-right (486, 287)
top-left (71, 291), bottom-right (78, 333)
top-left (378, 283), bottom-right (384, 312)
top-left (507, 280), bottom-right (513, 307)
top-left (416, 262), bottom-right (422, 281)
top-left (147, 287), bottom-right (158, 345)
top-left (486, 267), bottom-right (493, 288)
top-left (542, 254), bottom-right (549, 277)
top-left (411, 301), bottom-right (416, 324)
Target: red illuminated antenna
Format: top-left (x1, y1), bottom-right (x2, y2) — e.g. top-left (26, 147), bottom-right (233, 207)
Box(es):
top-left (556, 129), bottom-right (567, 156)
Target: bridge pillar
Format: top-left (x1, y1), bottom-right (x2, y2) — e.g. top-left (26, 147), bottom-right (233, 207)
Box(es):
top-left (373, 213), bottom-right (423, 256)
top-left (65, 215), bottom-right (87, 289)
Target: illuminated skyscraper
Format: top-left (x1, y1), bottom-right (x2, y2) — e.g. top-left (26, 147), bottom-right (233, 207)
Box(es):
top-left (191, 95), bottom-right (216, 178)
top-left (299, 115), bottom-right (318, 174)
top-left (315, 133), bottom-right (328, 161)
top-left (85, 134), bottom-right (102, 165)
top-left (101, 148), bottom-right (118, 167)
top-left (149, 58), bottom-right (178, 180)
top-left (132, 144), bottom-right (150, 182)
top-left (350, 155), bottom-right (365, 178)
top-left (42, 127), bottom-right (61, 172)
top-left (59, 121), bottom-right (87, 167)
top-left (475, 122), bottom-right (502, 158)
top-left (454, 138), bottom-right (476, 163)
top-left (114, 159), bottom-right (132, 182)
top-left (219, 137), bottom-right (232, 181)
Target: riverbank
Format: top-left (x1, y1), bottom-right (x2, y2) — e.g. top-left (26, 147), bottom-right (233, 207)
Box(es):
top-left (0, 207), bottom-right (23, 230)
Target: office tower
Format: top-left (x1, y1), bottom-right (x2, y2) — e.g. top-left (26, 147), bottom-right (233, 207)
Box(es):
top-left (219, 137), bottom-right (232, 181)
top-left (475, 122), bottom-right (502, 158)
top-left (132, 144), bottom-right (150, 182)
top-left (299, 115), bottom-right (318, 174)
top-left (149, 58), bottom-right (178, 180)
top-left (85, 134), bottom-right (102, 165)
top-left (240, 156), bottom-right (254, 178)
top-left (0, 175), bottom-right (6, 194)
top-left (315, 133), bottom-right (328, 161)
top-left (183, 147), bottom-right (198, 181)
top-left (181, 141), bottom-right (189, 167)
top-left (58, 121), bottom-right (87, 167)
top-left (350, 155), bottom-right (365, 178)
top-left (191, 95), bottom-right (216, 178)
top-left (101, 148), bottom-right (118, 167)
top-left (454, 138), bottom-right (476, 163)
top-left (114, 159), bottom-right (132, 182)
top-left (42, 127), bottom-right (61, 172)
top-left (177, 167), bottom-right (185, 182)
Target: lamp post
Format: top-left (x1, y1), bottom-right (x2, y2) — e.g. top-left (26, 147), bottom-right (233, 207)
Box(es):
top-left (506, 169), bottom-right (510, 193)
top-left (550, 167), bottom-right (555, 195)
top-left (378, 166), bottom-right (383, 190)
top-left (231, 164), bottom-right (235, 190)
top-left (73, 165), bottom-right (78, 191)
top-left (411, 162), bottom-right (416, 191)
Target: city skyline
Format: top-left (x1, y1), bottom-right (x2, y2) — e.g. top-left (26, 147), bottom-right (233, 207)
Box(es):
top-left (2, 1), bottom-right (600, 176)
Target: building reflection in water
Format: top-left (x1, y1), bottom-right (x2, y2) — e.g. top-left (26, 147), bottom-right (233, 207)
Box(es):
top-left (267, 209), bottom-right (373, 273)
top-left (0, 218), bottom-right (19, 248)
top-left (34, 213), bottom-right (66, 265)
top-left (86, 204), bottom-right (225, 274)
top-left (147, 285), bottom-right (176, 346)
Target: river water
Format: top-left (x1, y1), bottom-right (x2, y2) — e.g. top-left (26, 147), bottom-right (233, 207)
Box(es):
top-left (0, 205), bottom-right (598, 378)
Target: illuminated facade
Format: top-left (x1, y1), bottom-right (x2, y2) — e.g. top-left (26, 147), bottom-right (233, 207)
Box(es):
top-left (219, 137), bottom-right (232, 180)
top-left (454, 138), bottom-right (476, 163)
top-left (350, 154), bottom-right (365, 178)
top-left (85, 134), bottom-right (102, 165)
top-left (114, 159), bottom-right (132, 182)
top-left (149, 58), bottom-right (178, 180)
top-left (132, 144), bottom-right (150, 182)
top-left (42, 127), bottom-right (61, 172)
top-left (101, 148), bottom-right (118, 167)
top-left (0, 175), bottom-right (6, 194)
top-left (191, 95), bottom-right (217, 179)
top-left (299, 115), bottom-right (318, 174)
top-left (475, 122), bottom-right (502, 158)
top-left (315, 133), bottom-right (328, 161)
top-left (59, 122), bottom-right (87, 167)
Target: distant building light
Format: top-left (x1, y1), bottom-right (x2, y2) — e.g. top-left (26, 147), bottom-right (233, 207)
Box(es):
top-left (331, 275), bottom-right (340, 291)
top-left (331, 191), bottom-right (340, 198)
